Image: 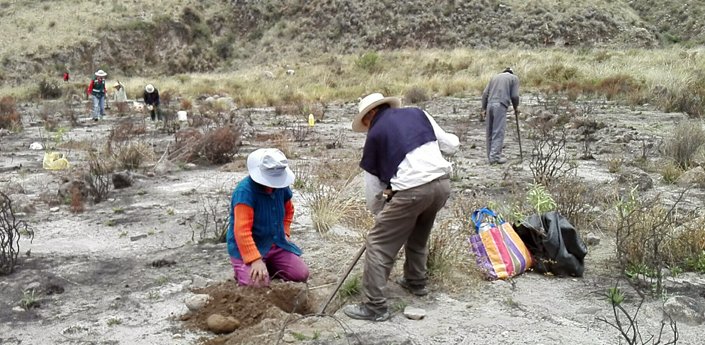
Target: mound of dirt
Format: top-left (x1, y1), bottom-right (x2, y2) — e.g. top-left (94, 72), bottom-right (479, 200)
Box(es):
top-left (184, 280), bottom-right (315, 334)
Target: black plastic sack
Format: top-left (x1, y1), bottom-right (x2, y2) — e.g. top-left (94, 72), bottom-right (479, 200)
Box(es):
top-left (515, 211), bottom-right (588, 277)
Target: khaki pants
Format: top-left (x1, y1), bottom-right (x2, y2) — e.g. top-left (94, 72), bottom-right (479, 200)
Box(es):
top-left (362, 176), bottom-right (451, 312)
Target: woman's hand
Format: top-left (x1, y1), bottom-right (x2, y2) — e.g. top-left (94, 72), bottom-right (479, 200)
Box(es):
top-left (249, 259), bottom-right (268, 285)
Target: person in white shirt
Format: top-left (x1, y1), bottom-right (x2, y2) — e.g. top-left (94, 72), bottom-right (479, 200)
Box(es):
top-left (343, 93), bottom-right (459, 322)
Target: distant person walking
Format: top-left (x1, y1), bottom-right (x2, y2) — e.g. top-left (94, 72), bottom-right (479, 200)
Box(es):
top-left (87, 69), bottom-right (108, 121)
top-left (143, 84), bottom-right (161, 121)
top-left (482, 67), bottom-right (520, 164)
top-left (63, 67), bottom-right (70, 82)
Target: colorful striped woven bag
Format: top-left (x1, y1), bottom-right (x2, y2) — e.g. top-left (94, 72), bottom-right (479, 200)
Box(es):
top-left (468, 208), bottom-right (533, 280)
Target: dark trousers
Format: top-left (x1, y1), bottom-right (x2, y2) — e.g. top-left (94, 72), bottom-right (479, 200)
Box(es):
top-left (362, 176), bottom-right (451, 313)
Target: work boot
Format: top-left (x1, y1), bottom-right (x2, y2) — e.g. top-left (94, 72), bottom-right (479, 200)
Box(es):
top-left (396, 277), bottom-right (429, 296)
top-left (489, 157), bottom-right (508, 165)
top-left (343, 303), bottom-right (390, 322)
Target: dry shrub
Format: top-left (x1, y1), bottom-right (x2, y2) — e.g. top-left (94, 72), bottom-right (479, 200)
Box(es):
top-left (0, 96), bottom-right (21, 130)
top-left (595, 74), bottom-right (643, 101)
top-left (527, 111), bottom-right (576, 185)
top-left (108, 119), bottom-right (146, 143)
top-left (303, 158), bottom-right (363, 234)
top-left (69, 185), bottom-right (84, 213)
top-left (612, 189), bottom-right (697, 294)
top-left (661, 162), bottom-right (683, 184)
top-left (666, 215), bottom-right (705, 270)
top-left (0, 192), bottom-right (34, 275)
top-left (549, 177), bottom-right (595, 231)
top-left (404, 86), bottom-right (430, 104)
top-left (180, 98), bottom-right (193, 110)
top-left (112, 141), bottom-right (155, 170)
top-left (202, 126), bottom-right (241, 164)
top-left (663, 120), bottom-right (705, 169)
top-left (84, 153), bottom-right (114, 203)
top-left (38, 78), bottom-right (62, 99)
top-left (172, 128), bottom-right (204, 162)
top-left (160, 91), bottom-right (173, 107)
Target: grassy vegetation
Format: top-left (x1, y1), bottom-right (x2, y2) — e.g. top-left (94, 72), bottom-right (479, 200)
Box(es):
top-left (4, 48), bottom-right (703, 118)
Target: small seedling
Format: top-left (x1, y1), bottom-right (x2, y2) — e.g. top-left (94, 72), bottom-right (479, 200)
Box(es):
top-left (147, 291), bottom-right (160, 300)
top-left (106, 219), bottom-right (117, 227)
top-left (112, 207), bottom-right (125, 214)
top-left (155, 276), bottom-right (169, 286)
top-left (106, 317), bottom-right (122, 326)
top-left (339, 274), bottom-right (361, 298)
top-left (118, 231), bottom-right (128, 238)
top-left (20, 289), bottom-right (39, 310)
top-left (166, 208), bottom-right (175, 216)
top-left (137, 190), bottom-right (147, 196)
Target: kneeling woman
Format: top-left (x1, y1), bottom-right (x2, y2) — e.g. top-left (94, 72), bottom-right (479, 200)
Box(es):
top-left (226, 148), bottom-right (309, 287)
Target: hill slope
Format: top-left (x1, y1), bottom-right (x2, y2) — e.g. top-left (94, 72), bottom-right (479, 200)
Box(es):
top-left (0, 0), bottom-right (702, 85)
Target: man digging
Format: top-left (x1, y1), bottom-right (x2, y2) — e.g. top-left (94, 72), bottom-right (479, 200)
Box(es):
top-left (343, 93), bottom-right (459, 321)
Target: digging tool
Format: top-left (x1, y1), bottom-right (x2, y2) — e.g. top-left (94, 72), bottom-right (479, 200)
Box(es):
top-left (318, 244), bottom-right (366, 315)
top-left (514, 109), bottom-right (523, 161)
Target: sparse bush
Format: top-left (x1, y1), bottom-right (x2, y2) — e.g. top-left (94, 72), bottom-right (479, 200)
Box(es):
top-left (303, 177), bottom-right (360, 234)
top-left (549, 177), bottom-right (594, 231)
top-left (404, 86), bottom-right (429, 104)
top-left (597, 285), bottom-right (679, 345)
top-left (0, 192), bottom-right (34, 275)
top-left (595, 74), bottom-right (643, 101)
top-left (69, 185), bottom-right (85, 214)
top-left (607, 156), bottom-right (624, 173)
top-left (108, 119), bottom-right (147, 143)
top-left (112, 141), bottom-right (154, 170)
top-left (180, 98), bottom-right (193, 110)
top-left (612, 189), bottom-right (696, 295)
top-left (355, 52), bottom-right (381, 73)
top-left (84, 153), bottom-right (114, 203)
top-left (188, 193), bottom-right (229, 244)
top-left (38, 78), bottom-right (62, 99)
top-left (661, 162), bottom-right (683, 184)
top-left (202, 126), bottom-right (241, 164)
top-left (664, 120), bottom-right (705, 169)
top-left (527, 113), bottom-right (576, 185)
top-left (0, 96), bottom-right (21, 130)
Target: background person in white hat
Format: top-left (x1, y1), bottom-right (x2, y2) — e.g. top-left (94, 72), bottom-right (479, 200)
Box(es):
top-left (225, 148), bottom-right (309, 287)
top-left (482, 67), bottom-right (520, 164)
top-left (86, 69), bottom-right (108, 121)
top-left (112, 80), bottom-right (127, 104)
top-left (343, 92), bottom-right (459, 321)
top-left (143, 84), bottom-right (162, 121)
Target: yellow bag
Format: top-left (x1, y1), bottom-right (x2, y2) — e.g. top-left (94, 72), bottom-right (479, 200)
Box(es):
top-left (43, 152), bottom-right (70, 170)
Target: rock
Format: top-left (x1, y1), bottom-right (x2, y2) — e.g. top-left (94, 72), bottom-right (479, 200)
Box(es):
top-left (12, 306), bottom-right (24, 312)
top-left (205, 96), bottom-right (216, 103)
top-left (29, 142), bottom-right (43, 150)
top-left (403, 306), bottom-right (426, 320)
top-left (130, 234), bottom-right (148, 241)
top-left (286, 69), bottom-right (295, 75)
top-left (50, 207), bottom-right (60, 212)
top-left (172, 334), bottom-right (183, 339)
top-left (617, 169), bottom-right (653, 191)
top-left (206, 314), bottom-right (240, 334)
top-left (146, 171), bottom-right (155, 177)
top-left (282, 333), bottom-right (296, 343)
top-left (663, 296), bottom-right (705, 325)
top-left (58, 180), bottom-right (90, 200)
top-left (585, 233), bottom-right (600, 246)
top-left (262, 71), bottom-right (275, 79)
top-left (112, 172), bottom-right (134, 189)
top-left (154, 160), bottom-right (177, 175)
top-left (191, 275), bottom-right (213, 289)
top-left (2, 182), bottom-right (25, 194)
top-left (677, 166), bottom-right (705, 188)
top-left (184, 294), bottom-right (211, 312)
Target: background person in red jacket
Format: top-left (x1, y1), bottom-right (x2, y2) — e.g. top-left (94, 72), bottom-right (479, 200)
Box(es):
top-left (86, 70), bottom-right (108, 121)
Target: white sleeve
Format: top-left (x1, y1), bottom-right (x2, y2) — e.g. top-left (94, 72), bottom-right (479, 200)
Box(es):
top-left (424, 111), bottom-right (459, 155)
top-left (364, 171), bottom-right (386, 215)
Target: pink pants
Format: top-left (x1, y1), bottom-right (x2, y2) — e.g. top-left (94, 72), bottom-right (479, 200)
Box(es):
top-left (230, 246), bottom-right (309, 287)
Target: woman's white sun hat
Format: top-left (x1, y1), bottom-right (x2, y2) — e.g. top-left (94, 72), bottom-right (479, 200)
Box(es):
top-left (145, 84), bottom-right (155, 93)
top-left (352, 93), bottom-right (401, 132)
top-left (246, 148), bottom-right (295, 188)
top-left (95, 70), bottom-right (107, 77)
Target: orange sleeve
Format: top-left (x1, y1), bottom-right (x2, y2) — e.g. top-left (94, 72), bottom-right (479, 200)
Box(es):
top-left (234, 204), bottom-right (261, 264)
top-left (284, 200), bottom-right (294, 237)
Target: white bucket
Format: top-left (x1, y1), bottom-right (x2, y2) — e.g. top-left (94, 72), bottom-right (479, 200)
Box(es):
top-left (177, 111), bottom-right (188, 122)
